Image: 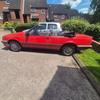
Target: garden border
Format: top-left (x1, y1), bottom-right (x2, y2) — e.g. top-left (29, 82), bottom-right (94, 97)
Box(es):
top-left (92, 40), bottom-right (100, 53)
top-left (73, 54), bottom-right (100, 97)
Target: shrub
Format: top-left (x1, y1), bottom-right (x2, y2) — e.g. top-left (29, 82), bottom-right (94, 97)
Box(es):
top-left (62, 18), bottom-right (90, 33)
top-left (3, 22), bottom-right (17, 32)
top-left (0, 23), bottom-right (2, 27)
top-left (15, 22), bottom-right (37, 32)
top-left (85, 24), bottom-right (100, 41)
top-left (62, 18), bottom-right (100, 41)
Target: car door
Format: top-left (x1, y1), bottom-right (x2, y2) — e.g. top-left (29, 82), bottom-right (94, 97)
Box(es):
top-left (24, 25), bottom-right (51, 49)
top-left (45, 33), bottom-right (70, 50)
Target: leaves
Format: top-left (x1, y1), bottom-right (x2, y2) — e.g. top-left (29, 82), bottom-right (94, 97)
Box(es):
top-left (90, 0), bottom-right (100, 22)
top-left (62, 18), bottom-right (100, 41)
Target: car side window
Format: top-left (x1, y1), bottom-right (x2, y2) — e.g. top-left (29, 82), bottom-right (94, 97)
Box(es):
top-left (39, 24), bottom-right (46, 29)
top-left (48, 24), bottom-right (57, 30)
top-left (29, 25), bottom-right (49, 36)
top-left (28, 29), bottom-right (39, 35)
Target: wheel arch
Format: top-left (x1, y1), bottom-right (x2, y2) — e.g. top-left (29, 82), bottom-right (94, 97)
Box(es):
top-left (8, 40), bottom-right (22, 47)
top-left (60, 43), bottom-right (78, 51)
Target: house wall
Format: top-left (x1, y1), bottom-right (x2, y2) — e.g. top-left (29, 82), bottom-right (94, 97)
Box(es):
top-left (53, 14), bottom-right (67, 22)
top-left (7, 0), bottom-right (30, 23)
top-left (1, 0), bottom-right (78, 23)
top-left (0, 1), bottom-right (7, 11)
top-left (31, 8), bottom-right (48, 21)
top-left (0, 0), bottom-right (8, 23)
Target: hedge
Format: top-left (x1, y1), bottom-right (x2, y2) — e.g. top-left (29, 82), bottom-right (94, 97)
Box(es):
top-left (62, 18), bottom-right (90, 33)
top-left (85, 24), bottom-right (100, 41)
top-left (3, 21), bottom-right (37, 32)
top-left (15, 22), bottom-right (37, 32)
top-left (3, 22), bottom-right (17, 32)
top-left (62, 18), bottom-right (100, 41)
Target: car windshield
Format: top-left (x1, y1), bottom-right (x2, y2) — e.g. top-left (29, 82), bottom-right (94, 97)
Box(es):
top-left (25, 24), bottom-right (48, 36)
top-left (25, 24), bottom-right (46, 33)
top-left (27, 25), bottom-right (38, 32)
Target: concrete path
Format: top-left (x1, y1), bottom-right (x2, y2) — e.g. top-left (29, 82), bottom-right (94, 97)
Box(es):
top-left (0, 30), bottom-right (100, 100)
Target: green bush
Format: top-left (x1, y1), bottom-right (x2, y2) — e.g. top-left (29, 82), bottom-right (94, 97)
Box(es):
top-left (62, 18), bottom-right (100, 41)
top-left (0, 23), bottom-right (2, 27)
top-left (15, 22), bottom-right (37, 32)
top-left (85, 24), bottom-right (100, 41)
top-left (3, 22), bottom-right (17, 32)
top-left (62, 18), bottom-right (90, 33)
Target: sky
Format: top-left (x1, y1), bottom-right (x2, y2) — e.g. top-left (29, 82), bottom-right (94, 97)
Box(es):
top-left (47, 0), bottom-right (91, 13)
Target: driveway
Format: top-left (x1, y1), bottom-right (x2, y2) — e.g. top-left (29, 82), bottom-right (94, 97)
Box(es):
top-left (0, 30), bottom-right (100, 100)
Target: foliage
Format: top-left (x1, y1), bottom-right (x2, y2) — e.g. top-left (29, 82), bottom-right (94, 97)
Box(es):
top-left (31, 17), bottom-right (39, 22)
top-left (0, 23), bottom-right (2, 27)
top-left (62, 18), bottom-right (100, 41)
top-left (64, 3), bottom-right (71, 9)
top-left (90, 0), bottom-right (100, 22)
top-left (15, 22), bottom-right (37, 32)
top-left (62, 18), bottom-right (90, 33)
top-left (85, 24), bottom-right (100, 41)
top-left (3, 22), bottom-right (17, 32)
top-left (3, 21), bottom-right (37, 33)
top-left (77, 49), bottom-right (100, 82)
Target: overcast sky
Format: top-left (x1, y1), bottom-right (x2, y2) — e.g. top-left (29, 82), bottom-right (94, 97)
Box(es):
top-left (47, 0), bottom-right (91, 13)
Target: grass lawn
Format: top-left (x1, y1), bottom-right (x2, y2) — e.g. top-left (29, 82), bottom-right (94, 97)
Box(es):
top-left (77, 49), bottom-right (100, 82)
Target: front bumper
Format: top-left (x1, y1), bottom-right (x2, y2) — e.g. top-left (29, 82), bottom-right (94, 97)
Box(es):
top-left (1, 40), bottom-right (9, 47)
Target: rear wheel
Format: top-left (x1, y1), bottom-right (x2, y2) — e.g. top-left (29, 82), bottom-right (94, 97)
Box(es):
top-left (61, 45), bottom-right (76, 56)
top-left (9, 41), bottom-right (21, 52)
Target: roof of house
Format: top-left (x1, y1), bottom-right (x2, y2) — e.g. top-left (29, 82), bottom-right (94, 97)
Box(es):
top-left (48, 4), bottom-right (78, 15)
top-left (8, 0), bottom-right (20, 10)
top-left (24, 0), bottom-right (30, 14)
top-left (6, 0), bottom-right (30, 14)
top-left (31, 0), bottom-right (47, 8)
top-left (48, 4), bottom-right (79, 20)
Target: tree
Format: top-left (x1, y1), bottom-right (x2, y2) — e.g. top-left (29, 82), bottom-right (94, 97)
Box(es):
top-left (90, 0), bottom-right (100, 22)
top-left (65, 3), bottom-right (71, 9)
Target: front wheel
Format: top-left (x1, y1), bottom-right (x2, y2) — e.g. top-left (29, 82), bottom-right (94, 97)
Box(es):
top-left (9, 41), bottom-right (21, 52)
top-left (61, 45), bottom-right (76, 56)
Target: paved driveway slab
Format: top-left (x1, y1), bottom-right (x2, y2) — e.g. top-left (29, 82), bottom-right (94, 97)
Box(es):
top-left (0, 30), bottom-right (100, 100)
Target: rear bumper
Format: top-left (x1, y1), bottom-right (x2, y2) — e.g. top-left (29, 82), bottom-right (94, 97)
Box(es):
top-left (1, 40), bottom-right (9, 47)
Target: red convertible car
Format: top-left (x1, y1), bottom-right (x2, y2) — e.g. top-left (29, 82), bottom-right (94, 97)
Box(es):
top-left (2, 25), bottom-right (92, 56)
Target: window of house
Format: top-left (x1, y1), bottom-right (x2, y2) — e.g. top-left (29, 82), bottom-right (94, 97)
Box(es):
top-left (48, 24), bottom-right (57, 29)
top-left (54, 19), bottom-right (59, 22)
top-left (31, 9), bottom-right (37, 13)
top-left (3, 7), bottom-right (9, 10)
top-left (54, 15), bottom-right (58, 18)
top-left (61, 15), bottom-right (65, 19)
top-left (41, 9), bottom-right (45, 15)
top-left (5, 0), bottom-right (10, 4)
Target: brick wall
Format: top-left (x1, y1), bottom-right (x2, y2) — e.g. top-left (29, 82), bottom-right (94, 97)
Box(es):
top-left (31, 8), bottom-right (48, 21)
top-left (53, 14), bottom-right (67, 22)
top-left (0, 1), bottom-right (9, 23)
top-left (0, 1), bottom-right (6, 10)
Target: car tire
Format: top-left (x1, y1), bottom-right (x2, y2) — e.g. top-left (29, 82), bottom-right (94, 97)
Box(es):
top-left (61, 45), bottom-right (76, 56)
top-left (9, 41), bottom-right (21, 52)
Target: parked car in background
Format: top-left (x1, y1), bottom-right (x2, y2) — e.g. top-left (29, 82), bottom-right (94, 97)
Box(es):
top-left (2, 25), bottom-right (93, 56)
top-left (23, 22), bottom-right (62, 33)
